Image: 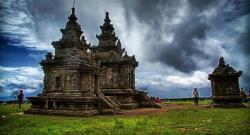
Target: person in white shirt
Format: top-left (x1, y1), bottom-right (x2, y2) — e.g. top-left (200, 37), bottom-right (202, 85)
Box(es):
top-left (192, 88), bottom-right (199, 105)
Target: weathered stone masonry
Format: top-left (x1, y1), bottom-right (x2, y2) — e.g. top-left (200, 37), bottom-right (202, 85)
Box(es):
top-left (25, 8), bottom-right (156, 116)
top-left (208, 57), bottom-right (244, 107)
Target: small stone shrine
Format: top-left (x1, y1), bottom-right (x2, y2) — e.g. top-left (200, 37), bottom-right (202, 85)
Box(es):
top-left (208, 57), bottom-right (244, 107)
top-left (25, 7), bottom-right (156, 116)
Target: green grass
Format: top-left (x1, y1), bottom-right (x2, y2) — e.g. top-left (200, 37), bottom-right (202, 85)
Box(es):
top-left (163, 100), bottom-right (212, 105)
top-left (0, 103), bottom-right (250, 135)
top-left (0, 103), bottom-right (30, 115)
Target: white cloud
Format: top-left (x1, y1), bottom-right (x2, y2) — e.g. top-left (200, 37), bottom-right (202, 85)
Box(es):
top-left (119, 16), bottom-right (150, 61)
top-left (0, 66), bottom-right (43, 97)
top-left (136, 65), bottom-right (211, 98)
top-left (0, 0), bottom-right (56, 51)
top-left (166, 71), bottom-right (209, 87)
top-left (0, 66), bottom-right (42, 76)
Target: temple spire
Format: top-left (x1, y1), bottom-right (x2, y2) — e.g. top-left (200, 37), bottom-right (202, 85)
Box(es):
top-left (219, 57), bottom-right (225, 67)
top-left (58, 4), bottom-right (83, 43)
top-left (72, 7), bottom-right (75, 15)
top-left (72, 0), bottom-right (76, 14)
top-left (104, 12), bottom-right (111, 24)
top-left (96, 12), bottom-right (118, 46)
top-left (68, 7), bottom-right (77, 22)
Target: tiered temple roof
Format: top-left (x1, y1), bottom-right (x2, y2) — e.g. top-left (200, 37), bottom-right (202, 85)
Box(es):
top-left (93, 12), bottom-right (137, 66)
top-left (209, 57), bottom-right (242, 78)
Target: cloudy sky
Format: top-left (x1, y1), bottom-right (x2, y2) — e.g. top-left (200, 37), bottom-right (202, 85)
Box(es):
top-left (0, 0), bottom-right (249, 100)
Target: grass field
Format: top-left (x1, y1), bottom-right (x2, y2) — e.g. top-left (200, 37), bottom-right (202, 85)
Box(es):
top-left (163, 99), bottom-right (212, 105)
top-left (0, 102), bottom-right (250, 135)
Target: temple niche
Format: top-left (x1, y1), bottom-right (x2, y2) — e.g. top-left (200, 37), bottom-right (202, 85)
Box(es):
top-left (25, 8), bottom-right (156, 116)
top-left (208, 57), bottom-right (244, 107)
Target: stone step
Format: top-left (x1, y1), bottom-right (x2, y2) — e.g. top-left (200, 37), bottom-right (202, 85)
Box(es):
top-left (103, 96), bottom-right (119, 108)
top-left (100, 96), bottom-right (120, 111)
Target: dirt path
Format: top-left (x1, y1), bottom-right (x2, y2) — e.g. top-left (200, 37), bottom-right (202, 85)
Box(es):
top-left (120, 104), bottom-right (210, 116)
top-left (120, 108), bottom-right (166, 116)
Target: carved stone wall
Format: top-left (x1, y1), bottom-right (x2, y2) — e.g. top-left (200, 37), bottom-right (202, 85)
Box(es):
top-left (212, 79), bottom-right (240, 96)
top-left (43, 69), bottom-right (81, 93)
top-left (80, 74), bottom-right (94, 93)
top-left (118, 65), bottom-right (135, 89)
top-left (208, 57), bottom-right (243, 107)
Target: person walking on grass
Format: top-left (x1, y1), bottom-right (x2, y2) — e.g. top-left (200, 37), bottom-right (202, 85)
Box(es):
top-left (192, 88), bottom-right (199, 105)
top-left (18, 89), bottom-right (24, 109)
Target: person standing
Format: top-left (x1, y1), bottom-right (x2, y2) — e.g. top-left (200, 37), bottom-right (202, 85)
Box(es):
top-left (18, 89), bottom-right (24, 109)
top-left (192, 88), bottom-right (199, 105)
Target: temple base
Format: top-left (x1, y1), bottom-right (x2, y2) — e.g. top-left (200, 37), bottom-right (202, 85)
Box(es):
top-left (24, 96), bottom-right (119, 116)
top-left (25, 89), bottom-right (159, 116)
top-left (211, 96), bottom-right (245, 108)
top-left (24, 108), bottom-right (100, 117)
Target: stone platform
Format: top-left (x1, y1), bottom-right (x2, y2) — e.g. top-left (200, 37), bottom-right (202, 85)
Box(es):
top-left (211, 95), bottom-right (245, 108)
top-left (25, 96), bottom-right (120, 116)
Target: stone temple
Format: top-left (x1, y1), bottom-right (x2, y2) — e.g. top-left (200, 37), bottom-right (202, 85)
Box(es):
top-left (25, 8), bottom-right (156, 116)
top-left (208, 57), bottom-right (244, 107)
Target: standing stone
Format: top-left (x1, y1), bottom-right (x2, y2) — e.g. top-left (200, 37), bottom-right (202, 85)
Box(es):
top-left (208, 57), bottom-right (244, 107)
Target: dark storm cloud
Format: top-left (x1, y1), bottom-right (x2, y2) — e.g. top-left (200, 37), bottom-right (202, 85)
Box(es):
top-left (188, 0), bottom-right (217, 11)
top-left (0, 0), bottom-right (104, 51)
top-left (1, 0), bottom-right (250, 99)
top-left (150, 16), bottom-right (210, 72)
top-left (223, 0), bottom-right (250, 22)
top-left (239, 16), bottom-right (250, 54)
top-left (0, 85), bottom-right (3, 93)
top-left (224, 0), bottom-right (250, 88)
top-left (122, 0), bottom-right (250, 73)
top-left (122, 0), bottom-right (181, 30)
top-left (26, 0), bottom-right (69, 41)
top-left (239, 16), bottom-right (250, 88)
top-left (122, 0), bottom-right (215, 72)
top-left (25, 0), bottom-right (118, 46)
